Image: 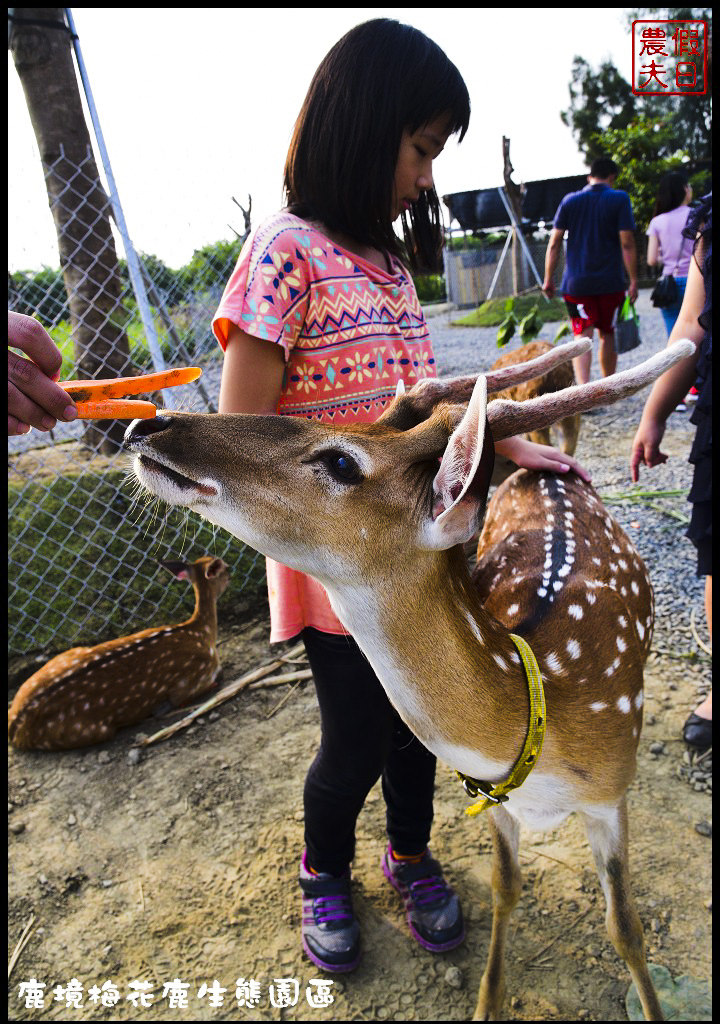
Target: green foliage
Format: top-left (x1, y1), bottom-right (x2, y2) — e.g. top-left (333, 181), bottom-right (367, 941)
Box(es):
top-left (561, 57), bottom-right (637, 163)
top-left (518, 304), bottom-right (541, 343)
top-left (496, 311), bottom-right (516, 349)
top-left (8, 466), bottom-right (266, 652)
top-left (562, 12), bottom-right (711, 167)
top-left (453, 293), bottom-right (568, 330)
top-left (413, 273), bottom-right (446, 304)
top-left (8, 266), bottom-right (69, 323)
top-left (588, 114), bottom-right (708, 228)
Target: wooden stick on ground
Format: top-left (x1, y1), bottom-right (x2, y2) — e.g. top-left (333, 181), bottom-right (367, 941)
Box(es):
top-left (8, 913), bottom-right (35, 981)
top-left (141, 643), bottom-right (306, 746)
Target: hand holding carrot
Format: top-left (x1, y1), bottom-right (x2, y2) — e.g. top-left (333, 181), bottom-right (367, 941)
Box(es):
top-left (8, 312), bottom-right (78, 435)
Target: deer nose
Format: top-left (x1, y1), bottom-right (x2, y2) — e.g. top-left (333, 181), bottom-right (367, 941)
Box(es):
top-left (123, 415), bottom-right (174, 446)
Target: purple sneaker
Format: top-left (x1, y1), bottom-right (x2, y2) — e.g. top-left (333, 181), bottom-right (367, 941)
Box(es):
top-left (382, 844), bottom-right (465, 952)
top-left (299, 850), bottom-right (361, 972)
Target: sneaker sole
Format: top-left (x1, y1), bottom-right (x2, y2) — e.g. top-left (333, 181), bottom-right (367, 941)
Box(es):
top-left (301, 935), bottom-right (360, 974)
top-left (382, 856), bottom-right (465, 953)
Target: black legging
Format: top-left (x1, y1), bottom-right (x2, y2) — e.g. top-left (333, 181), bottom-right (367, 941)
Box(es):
top-left (301, 627), bottom-right (436, 876)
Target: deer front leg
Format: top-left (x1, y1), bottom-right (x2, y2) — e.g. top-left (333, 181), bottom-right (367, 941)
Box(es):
top-left (581, 800), bottom-right (664, 1021)
top-left (473, 805), bottom-right (521, 1021)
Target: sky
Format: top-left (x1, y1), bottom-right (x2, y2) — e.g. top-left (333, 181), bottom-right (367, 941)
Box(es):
top-left (8, 8), bottom-right (637, 273)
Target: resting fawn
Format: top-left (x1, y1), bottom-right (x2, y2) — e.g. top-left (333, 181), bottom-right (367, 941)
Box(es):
top-left (125, 339), bottom-right (693, 1020)
top-left (8, 556), bottom-right (230, 750)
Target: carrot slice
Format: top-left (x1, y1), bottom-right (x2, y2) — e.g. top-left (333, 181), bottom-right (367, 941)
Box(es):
top-left (75, 400), bottom-right (157, 420)
top-left (60, 366), bottom-right (202, 402)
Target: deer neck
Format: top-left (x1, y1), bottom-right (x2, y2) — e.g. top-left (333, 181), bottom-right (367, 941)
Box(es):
top-left (186, 582), bottom-right (218, 642)
top-left (323, 546), bottom-right (530, 781)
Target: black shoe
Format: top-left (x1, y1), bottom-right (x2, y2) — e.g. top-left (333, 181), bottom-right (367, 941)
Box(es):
top-left (683, 712), bottom-right (712, 751)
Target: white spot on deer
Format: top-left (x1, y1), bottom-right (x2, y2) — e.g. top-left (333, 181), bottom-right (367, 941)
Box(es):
top-left (568, 604), bottom-right (583, 620)
top-left (507, 603), bottom-right (519, 617)
top-left (538, 587), bottom-right (548, 597)
top-left (510, 652), bottom-right (520, 664)
top-left (617, 636), bottom-right (627, 652)
top-left (631, 580), bottom-right (640, 595)
top-left (545, 652), bottom-right (563, 674)
top-left (586, 592), bottom-right (597, 604)
top-left (604, 657), bottom-right (621, 677)
top-left (619, 559), bottom-right (628, 570)
top-left (634, 692), bottom-right (644, 710)
top-left (558, 563), bottom-right (572, 578)
top-left (465, 612), bottom-right (485, 646)
top-left (636, 620), bottom-right (645, 640)
top-left (590, 701), bottom-right (607, 712)
top-left (592, 557), bottom-right (601, 566)
top-left (553, 580), bottom-right (563, 592)
top-left (617, 696), bottom-right (631, 713)
top-left (566, 639), bottom-right (581, 659)
top-left (493, 654), bottom-right (509, 673)
top-left (618, 615), bottom-right (627, 628)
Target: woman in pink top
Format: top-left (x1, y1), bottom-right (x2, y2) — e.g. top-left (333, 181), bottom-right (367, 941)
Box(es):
top-left (646, 172), bottom-right (694, 336)
top-left (214, 17), bottom-right (589, 974)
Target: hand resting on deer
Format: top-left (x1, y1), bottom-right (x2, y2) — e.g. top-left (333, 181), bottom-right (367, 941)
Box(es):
top-left (125, 338), bottom-right (694, 1020)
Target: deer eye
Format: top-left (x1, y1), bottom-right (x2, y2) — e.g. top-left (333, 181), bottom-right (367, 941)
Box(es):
top-left (322, 450), bottom-right (363, 485)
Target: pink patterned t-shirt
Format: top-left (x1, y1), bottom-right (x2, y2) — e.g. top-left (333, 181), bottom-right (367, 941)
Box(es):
top-left (213, 211), bottom-right (438, 641)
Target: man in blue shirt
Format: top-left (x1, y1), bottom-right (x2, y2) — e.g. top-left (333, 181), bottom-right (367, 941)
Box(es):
top-left (543, 157), bottom-right (638, 384)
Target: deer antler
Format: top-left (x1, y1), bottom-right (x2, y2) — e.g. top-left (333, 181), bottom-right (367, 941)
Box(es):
top-left (381, 339), bottom-right (591, 429)
top-left (488, 339), bottom-right (695, 439)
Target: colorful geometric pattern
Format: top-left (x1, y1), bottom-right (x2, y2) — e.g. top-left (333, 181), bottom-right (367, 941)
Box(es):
top-left (213, 212), bottom-right (437, 423)
top-left (212, 212), bottom-right (440, 641)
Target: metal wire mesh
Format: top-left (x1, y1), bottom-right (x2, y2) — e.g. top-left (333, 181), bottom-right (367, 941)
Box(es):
top-left (9, 147), bottom-right (264, 658)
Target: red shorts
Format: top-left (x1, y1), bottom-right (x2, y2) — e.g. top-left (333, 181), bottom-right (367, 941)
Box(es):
top-left (563, 292), bottom-right (626, 334)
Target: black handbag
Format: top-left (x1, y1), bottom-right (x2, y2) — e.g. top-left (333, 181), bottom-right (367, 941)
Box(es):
top-left (650, 274), bottom-right (679, 309)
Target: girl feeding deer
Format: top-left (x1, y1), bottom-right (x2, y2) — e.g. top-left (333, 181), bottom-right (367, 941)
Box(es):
top-left (213, 17), bottom-right (589, 973)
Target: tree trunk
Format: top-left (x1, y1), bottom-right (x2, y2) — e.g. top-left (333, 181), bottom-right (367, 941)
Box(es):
top-left (502, 137), bottom-right (526, 296)
top-left (10, 8), bottom-right (134, 453)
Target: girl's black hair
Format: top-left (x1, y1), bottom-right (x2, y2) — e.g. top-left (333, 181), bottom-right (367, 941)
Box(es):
top-left (284, 19), bottom-right (470, 274)
top-left (653, 171), bottom-right (689, 218)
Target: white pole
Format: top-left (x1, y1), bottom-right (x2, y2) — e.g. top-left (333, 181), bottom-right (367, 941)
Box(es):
top-left (63, 8), bottom-right (171, 396)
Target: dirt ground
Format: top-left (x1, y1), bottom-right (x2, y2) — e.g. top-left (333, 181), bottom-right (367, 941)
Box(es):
top-left (8, 424), bottom-right (712, 1023)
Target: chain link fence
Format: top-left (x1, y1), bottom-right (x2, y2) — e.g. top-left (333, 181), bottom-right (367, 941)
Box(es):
top-left (9, 147), bottom-right (265, 659)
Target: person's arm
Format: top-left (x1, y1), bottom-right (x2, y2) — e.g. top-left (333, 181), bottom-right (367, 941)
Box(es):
top-left (630, 255), bottom-right (705, 481)
top-left (218, 326), bottom-right (286, 415)
top-left (495, 435), bottom-right (592, 482)
top-left (619, 230), bottom-right (638, 302)
top-left (645, 233), bottom-right (659, 268)
top-left (8, 311), bottom-right (78, 435)
top-left (542, 228), bottom-right (565, 299)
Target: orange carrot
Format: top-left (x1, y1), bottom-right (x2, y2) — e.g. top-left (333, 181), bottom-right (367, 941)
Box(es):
top-left (75, 400), bottom-right (157, 420)
top-left (60, 366), bottom-right (202, 401)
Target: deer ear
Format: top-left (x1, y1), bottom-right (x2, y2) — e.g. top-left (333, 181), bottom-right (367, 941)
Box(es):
top-left (422, 376), bottom-right (495, 550)
top-left (159, 559), bottom-right (190, 580)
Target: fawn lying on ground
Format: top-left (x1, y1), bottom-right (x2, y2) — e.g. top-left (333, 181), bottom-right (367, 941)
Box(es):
top-left (125, 339), bottom-right (693, 1020)
top-left (8, 556), bottom-right (230, 750)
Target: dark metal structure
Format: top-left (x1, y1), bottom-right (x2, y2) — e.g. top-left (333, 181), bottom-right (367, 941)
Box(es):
top-left (443, 174), bottom-right (588, 233)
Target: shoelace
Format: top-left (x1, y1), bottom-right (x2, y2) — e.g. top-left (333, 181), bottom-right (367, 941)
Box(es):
top-left (305, 891), bottom-right (353, 926)
top-left (405, 874), bottom-right (449, 908)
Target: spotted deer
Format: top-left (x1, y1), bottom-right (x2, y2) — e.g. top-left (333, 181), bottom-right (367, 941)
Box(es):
top-left (124, 339), bottom-right (694, 1021)
top-left (8, 556), bottom-right (230, 750)
top-left (489, 339), bottom-right (580, 455)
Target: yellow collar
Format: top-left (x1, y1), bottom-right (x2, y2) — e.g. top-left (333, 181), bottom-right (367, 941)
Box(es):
top-left (456, 633), bottom-right (546, 816)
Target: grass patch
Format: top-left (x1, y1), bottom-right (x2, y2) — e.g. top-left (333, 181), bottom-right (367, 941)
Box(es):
top-left (8, 467), bottom-right (266, 655)
top-left (453, 293), bottom-right (569, 328)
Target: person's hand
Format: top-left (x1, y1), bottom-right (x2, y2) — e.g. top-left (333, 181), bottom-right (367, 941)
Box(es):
top-left (8, 312), bottom-right (77, 435)
top-left (495, 436), bottom-right (592, 483)
top-left (627, 280), bottom-right (639, 304)
top-left (630, 416), bottom-right (667, 482)
top-left (542, 278), bottom-right (556, 300)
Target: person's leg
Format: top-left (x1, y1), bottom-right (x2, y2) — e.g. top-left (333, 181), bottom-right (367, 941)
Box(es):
top-left (694, 575), bottom-right (712, 720)
top-left (597, 329), bottom-right (618, 378)
top-left (572, 325), bottom-right (594, 385)
top-left (302, 628), bottom-right (399, 875)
